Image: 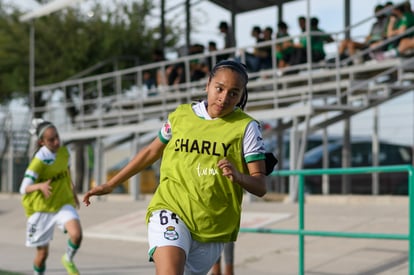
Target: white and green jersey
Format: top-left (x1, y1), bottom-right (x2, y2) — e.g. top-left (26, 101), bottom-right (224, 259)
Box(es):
top-left (159, 101), bottom-right (266, 162)
top-left (21, 146), bottom-right (75, 217)
top-left (147, 102), bottom-right (265, 243)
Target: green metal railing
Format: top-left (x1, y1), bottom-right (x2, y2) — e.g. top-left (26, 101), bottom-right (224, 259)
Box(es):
top-left (240, 165), bottom-right (414, 275)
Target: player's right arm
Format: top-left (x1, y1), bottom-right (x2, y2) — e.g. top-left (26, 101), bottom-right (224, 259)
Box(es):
top-left (21, 178), bottom-right (52, 198)
top-left (20, 152), bottom-right (53, 198)
top-left (83, 137), bottom-right (166, 206)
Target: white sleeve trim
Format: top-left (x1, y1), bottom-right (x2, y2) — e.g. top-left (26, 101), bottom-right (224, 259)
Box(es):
top-left (19, 176), bottom-right (34, 195)
top-left (243, 121), bottom-right (266, 158)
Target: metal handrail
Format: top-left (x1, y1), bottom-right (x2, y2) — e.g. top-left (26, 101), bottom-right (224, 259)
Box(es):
top-left (30, 2), bottom-right (414, 141)
top-left (240, 165), bottom-right (414, 275)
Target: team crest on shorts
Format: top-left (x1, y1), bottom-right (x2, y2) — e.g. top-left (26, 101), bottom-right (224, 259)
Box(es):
top-left (164, 226), bottom-right (179, 241)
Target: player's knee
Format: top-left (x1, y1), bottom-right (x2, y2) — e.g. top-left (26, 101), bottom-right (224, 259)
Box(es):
top-left (65, 220), bottom-right (83, 245)
top-left (37, 247), bottom-right (49, 261)
top-left (70, 231), bottom-right (82, 246)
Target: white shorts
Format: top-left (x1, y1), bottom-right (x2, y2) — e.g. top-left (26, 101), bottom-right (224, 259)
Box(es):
top-left (148, 210), bottom-right (224, 275)
top-left (26, 204), bottom-right (79, 247)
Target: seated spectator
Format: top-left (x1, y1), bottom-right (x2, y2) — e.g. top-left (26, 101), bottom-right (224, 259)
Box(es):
top-left (309, 17), bottom-right (334, 61)
top-left (395, 2), bottom-right (414, 56)
top-left (218, 21), bottom-right (236, 59)
top-left (167, 62), bottom-right (185, 87)
top-left (206, 41), bottom-right (218, 71)
top-left (143, 48), bottom-right (166, 94)
top-left (297, 15), bottom-right (306, 33)
top-left (257, 26), bottom-right (274, 70)
top-left (275, 21), bottom-right (294, 68)
top-left (242, 25), bottom-right (274, 72)
top-left (147, 49), bottom-right (192, 93)
top-left (289, 17), bottom-right (334, 65)
top-left (243, 25), bottom-right (265, 72)
top-left (205, 41), bottom-right (227, 72)
top-left (189, 43), bottom-right (208, 82)
top-left (338, 4), bottom-right (387, 64)
top-left (162, 44), bottom-right (208, 87)
top-left (251, 25), bottom-right (264, 43)
top-left (143, 71), bottom-right (155, 91)
top-left (374, 2), bottom-right (414, 60)
top-left (155, 64), bottom-right (180, 89)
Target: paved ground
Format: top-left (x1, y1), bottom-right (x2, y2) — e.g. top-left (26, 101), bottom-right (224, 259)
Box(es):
top-left (0, 193), bottom-right (410, 275)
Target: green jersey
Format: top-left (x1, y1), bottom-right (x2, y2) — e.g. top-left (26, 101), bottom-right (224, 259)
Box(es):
top-left (22, 146), bottom-right (76, 217)
top-left (147, 104), bottom-right (254, 243)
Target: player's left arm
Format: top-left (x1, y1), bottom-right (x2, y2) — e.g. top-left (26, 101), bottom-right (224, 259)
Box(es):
top-left (218, 159), bottom-right (267, 197)
top-left (218, 117), bottom-right (267, 197)
top-left (241, 160), bottom-right (267, 197)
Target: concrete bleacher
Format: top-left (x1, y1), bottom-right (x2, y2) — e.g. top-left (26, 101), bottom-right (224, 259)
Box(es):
top-left (29, 52), bottom-right (414, 143)
top-left (3, 1), bottom-right (414, 198)
top-left (22, 5), bottom-right (414, 197)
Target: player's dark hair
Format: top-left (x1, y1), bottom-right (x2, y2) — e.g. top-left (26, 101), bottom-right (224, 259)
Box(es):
top-left (209, 60), bottom-right (249, 110)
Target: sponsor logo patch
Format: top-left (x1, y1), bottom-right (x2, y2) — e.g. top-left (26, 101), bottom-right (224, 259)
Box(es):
top-left (163, 122), bottom-right (171, 135)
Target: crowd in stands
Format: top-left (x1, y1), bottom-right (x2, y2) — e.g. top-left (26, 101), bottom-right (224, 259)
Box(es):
top-left (372, 1), bottom-right (414, 60)
top-left (338, 1), bottom-right (414, 63)
top-left (337, 3), bottom-right (390, 65)
top-left (142, 1), bottom-right (414, 94)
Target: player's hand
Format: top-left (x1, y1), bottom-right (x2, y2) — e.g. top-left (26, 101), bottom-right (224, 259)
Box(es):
top-left (217, 159), bottom-right (242, 183)
top-left (82, 191), bottom-right (94, 206)
top-left (82, 184), bottom-right (111, 206)
top-left (39, 179), bottom-right (52, 198)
